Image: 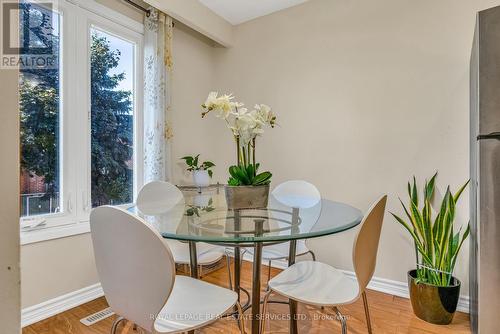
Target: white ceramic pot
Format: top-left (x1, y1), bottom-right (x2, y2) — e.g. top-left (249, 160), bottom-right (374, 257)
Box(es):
top-left (193, 170), bottom-right (210, 187)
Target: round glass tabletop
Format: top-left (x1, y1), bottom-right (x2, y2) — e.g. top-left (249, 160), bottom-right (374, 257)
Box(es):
top-left (128, 185), bottom-right (363, 244)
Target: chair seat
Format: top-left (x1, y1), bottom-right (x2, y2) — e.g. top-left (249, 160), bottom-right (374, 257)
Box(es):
top-left (247, 240), bottom-right (310, 261)
top-left (154, 275), bottom-right (237, 333)
top-left (165, 240), bottom-right (224, 265)
top-left (268, 261), bottom-right (360, 306)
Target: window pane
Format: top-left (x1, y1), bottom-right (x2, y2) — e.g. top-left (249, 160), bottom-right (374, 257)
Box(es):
top-left (19, 3), bottom-right (61, 217)
top-left (90, 28), bottom-right (135, 207)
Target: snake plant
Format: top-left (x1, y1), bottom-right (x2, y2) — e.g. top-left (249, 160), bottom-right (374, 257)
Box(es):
top-left (391, 173), bottom-right (470, 286)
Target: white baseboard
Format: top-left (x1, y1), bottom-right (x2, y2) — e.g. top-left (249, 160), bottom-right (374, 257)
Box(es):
top-left (21, 254), bottom-right (470, 328)
top-left (238, 251), bottom-right (470, 314)
top-left (21, 283), bottom-right (104, 327)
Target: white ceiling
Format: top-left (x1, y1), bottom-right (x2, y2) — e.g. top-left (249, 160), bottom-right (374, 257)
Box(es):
top-left (198, 0), bottom-right (308, 25)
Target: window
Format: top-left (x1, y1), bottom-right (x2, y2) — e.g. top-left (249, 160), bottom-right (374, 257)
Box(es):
top-left (19, 0), bottom-right (143, 241)
top-left (19, 3), bottom-right (62, 217)
top-left (90, 28), bottom-right (135, 207)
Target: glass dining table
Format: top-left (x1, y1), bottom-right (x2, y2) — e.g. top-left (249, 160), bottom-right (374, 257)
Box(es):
top-left (128, 184), bottom-right (363, 334)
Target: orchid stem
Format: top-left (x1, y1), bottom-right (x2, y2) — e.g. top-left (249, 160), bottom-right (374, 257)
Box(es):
top-left (252, 138), bottom-right (256, 177)
top-left (236, 136), bottom-right (240, 165)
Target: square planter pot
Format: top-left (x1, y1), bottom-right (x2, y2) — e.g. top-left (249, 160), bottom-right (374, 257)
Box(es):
top-left (225, 184), bottom-right (270, 210)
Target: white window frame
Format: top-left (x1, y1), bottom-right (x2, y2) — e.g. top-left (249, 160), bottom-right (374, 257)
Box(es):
top-left (21, 0), bottom-right (144, 245)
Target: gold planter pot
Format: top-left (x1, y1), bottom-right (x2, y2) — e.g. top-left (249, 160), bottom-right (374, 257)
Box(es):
top-left (408, 270), bottom-right (461, 325)
top-left (225, 184), bottom-right (270, 210)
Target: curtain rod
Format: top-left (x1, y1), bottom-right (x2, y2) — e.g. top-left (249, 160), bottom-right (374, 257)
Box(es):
top-left (122, 0), bottom-right (151, 17)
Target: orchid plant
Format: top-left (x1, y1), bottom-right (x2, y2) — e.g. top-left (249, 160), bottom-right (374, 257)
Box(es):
top-left (201, 92), bottom-right (276, 186)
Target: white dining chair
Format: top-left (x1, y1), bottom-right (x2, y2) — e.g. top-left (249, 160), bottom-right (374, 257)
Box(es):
top-left (90, 206), bottom-right (245, 334)
top-left (245, 180), bottom-right (321, 282)
top-left (137, 181), bottom-right (226, 274)
top-left (261, 195), bottom-right (387, 334)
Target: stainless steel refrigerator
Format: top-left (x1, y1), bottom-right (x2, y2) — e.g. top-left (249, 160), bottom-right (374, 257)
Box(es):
top-left (470, 5), bottom-right (500, 334)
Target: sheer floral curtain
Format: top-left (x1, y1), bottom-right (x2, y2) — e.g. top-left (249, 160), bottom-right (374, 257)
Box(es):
top-left (143, 8), bottom-right (173, 183)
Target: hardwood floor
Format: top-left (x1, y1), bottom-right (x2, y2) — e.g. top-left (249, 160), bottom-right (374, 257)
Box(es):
top-left (23, 259), bottom-right (471, 334)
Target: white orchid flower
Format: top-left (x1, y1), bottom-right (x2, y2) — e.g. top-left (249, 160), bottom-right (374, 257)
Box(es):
top-left (202, 92), bottom-right (240, 119)
top-left (201, 92), bottom-right (276, 147)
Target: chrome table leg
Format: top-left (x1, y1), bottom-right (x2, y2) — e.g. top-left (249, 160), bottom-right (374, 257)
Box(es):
top-left (189, 241), bottom-right (198, 278)
top-left (188, 241), bottom-right (198, 334)
top-left (251, 242), bottom-right (263, 334)
top-left (235, 246), bottom-right (241, 297)
top-left (225, 248), bottom-right (234, 290)
top-left (288, 239), bottom-right (298, 334)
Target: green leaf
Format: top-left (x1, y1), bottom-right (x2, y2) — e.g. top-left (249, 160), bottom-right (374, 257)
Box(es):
top-left (453, 180), bottom-right (470, 203)
top-left (229, 165), bottom-right (239, 179)
top-left (391, 213), bottom-right (423, 249)
top-left (411, 176), bottom-right (418, 207)
top-left (425, 172), bottom-right (437, 200)
top-left (399, 198), bottom-right (413, 221)
top-left (228, 177), bottom-right (240, 186)
top-left (235, 166), bottom-right (251, 185)
top-left (410, 200), bottom-right (425, 246)
top-left (208, 170), bottom-right (213, 178)
top-left (450, 223), bottom-right (470, 272)
top-left (181, 156), bottom-right (194, 167)
top-left (252, 171), bottom-right (272, 185)
top-left (203, 161), bottom-right (215, 168)
top-left (247, 164), bottom-right (255, 182)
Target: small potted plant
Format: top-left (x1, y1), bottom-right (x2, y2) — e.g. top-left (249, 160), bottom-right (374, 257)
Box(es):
top-left (180, 154), bottom-right (215, 187)
top-left (391, 173), bottom-right (469, 325)
top-left (201, 92), bottom-right (276, 209)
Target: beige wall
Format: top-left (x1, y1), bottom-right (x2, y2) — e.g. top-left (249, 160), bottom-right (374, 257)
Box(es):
top-left (170, 0), bottom-right (500, 297)
top-left (21, 1), bottom-right (217, 308)
top-left (21, 234), bottom-right (99, 307)
top-left (0, 64), bottom-right (21, 331)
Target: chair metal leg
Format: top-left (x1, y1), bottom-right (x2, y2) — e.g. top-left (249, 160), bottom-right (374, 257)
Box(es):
top-left (225, 249), bottom-right (233, 290)
top-left (267, 259), bottom-right (272, 283)
top-left (308, 250), bottom-right (316, 261)
top-left (333, 307), bottom-right (347, 334)
top-left (110, 316), bottom-right (125, 334)
top-left (362, 291), bottom-right (373, 334)
top-left (235, 301), bottom-right (246, 334)
top-left (240, 248), bottom-right (247, 267)
top-left (260, 290), bottom-right (273, 334)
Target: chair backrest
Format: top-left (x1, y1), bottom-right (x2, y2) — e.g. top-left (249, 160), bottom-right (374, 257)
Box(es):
top-left (352, 195), bottom-right (387, 294)
top-left (272, 180), bottom-right (321, 209)
top-left (90, 206), bottom-right (176, 332)
top-left (137, 181), bottom-right (184, 215)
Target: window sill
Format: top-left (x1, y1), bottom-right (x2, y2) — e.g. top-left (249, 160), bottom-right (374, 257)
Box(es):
top-left (20, 221), bottom-right (90, 246)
